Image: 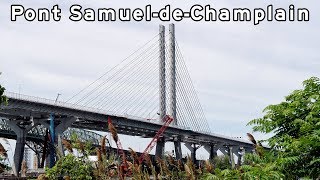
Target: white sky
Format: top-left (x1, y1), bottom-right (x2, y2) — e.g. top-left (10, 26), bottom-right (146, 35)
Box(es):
top-left (0, 0), bottom-right (319, 162)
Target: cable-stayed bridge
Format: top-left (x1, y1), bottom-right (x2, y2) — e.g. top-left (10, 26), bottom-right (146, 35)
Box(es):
top-left (0, 24), bottom-right (253, 176)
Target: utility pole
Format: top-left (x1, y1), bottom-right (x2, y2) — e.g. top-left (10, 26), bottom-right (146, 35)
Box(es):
top-left (54, 93), bottom-right (61, 104)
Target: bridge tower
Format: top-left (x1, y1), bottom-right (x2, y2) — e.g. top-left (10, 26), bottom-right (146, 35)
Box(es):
top-left (168, 24), bottom-right (182, 160)
top-left (155, 25), bottom-right (166, 158)
top-left (155, 24), bottom-right (182, 159)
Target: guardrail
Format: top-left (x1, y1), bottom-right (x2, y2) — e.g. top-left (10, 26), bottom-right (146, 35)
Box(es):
top-left (5, 91), bottom-right (162, 122)
top-left (4, 91), bottom-right (187, 127)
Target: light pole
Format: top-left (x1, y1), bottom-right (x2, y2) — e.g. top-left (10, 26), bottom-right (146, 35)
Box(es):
top-left (54, 93), bottom-right (61, 104)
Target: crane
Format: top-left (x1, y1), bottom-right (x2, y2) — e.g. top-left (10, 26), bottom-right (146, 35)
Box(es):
top-left (138, 115), bottom-right (174, 164)
top-left (107, 115), bottom-right (174, 176)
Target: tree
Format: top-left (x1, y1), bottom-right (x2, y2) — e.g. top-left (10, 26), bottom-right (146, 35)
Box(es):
top-left (46, 154), bottom-right (93, 180)
top-left (241, 153), bottom-right (284, 180)
top-left (0, 80), bottom-right (7, 106)
top-left (248, 77), bottom-right (320, 179)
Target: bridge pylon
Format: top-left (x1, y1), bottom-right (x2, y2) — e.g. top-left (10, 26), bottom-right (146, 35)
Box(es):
top-left (168, 24), bottom-right (182, 160)
top-left (168, 23), bottom-right (177, 125)
top-left (155, 24), bottom-right (166, 158)
top-left (155, 24), bottom-right (182, 160)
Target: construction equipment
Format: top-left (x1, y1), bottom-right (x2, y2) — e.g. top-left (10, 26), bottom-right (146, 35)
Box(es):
top-left (138, 115), bottom-right (174, 164)
top-left (107, 115), bottom-right (173, 177)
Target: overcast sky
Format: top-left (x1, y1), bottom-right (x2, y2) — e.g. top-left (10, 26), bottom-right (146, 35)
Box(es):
top-left (0, 1), bottom-right (319, 159)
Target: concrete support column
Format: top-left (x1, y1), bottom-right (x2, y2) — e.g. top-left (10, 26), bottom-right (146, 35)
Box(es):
top-left (155, 137), bottom-right (165, 158)
top-left (237, 147), bottom-right (245, 166)
top-left (41, 129), bottom-right (49, 168)
top-left (191, 147), bottom-right (196, 164)
top-left (228, 146), bottom-right (235, 169)
top-left (185, 143), bottom-right (201, 165)
top-left (13, 133), bottom-right (26, 176)
top-left (174, 141), bottom-right (182, 160)
top-left (6, 120), bottom-right (33, 177)
top-left (204, 144), bottom-right (218, 161)
top-left (210, 146), bottom-right (218, 160)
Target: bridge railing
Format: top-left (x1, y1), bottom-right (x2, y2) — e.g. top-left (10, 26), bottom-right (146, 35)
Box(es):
top-left (5, 91), bottom-right (117, 115)
top-left (4, 91), bottom-right (168, 126)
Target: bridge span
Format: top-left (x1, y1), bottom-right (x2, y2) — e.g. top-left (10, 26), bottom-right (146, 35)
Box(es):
top-left (0, 91), bottom-right (253, 176)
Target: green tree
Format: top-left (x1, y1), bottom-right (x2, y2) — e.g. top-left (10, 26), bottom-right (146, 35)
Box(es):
top-left (45, 136), bottom-right (94, 180)
top-left (0, 81), bottom-right (7, 106)
top-left (46, 154), bottom-right (93, 180)
top-left (241, 153), bottom-right (284, 180)
top-left (212, 155), bottom-right (231, 170)
top-left (248, 77), bottom-right (320, 179)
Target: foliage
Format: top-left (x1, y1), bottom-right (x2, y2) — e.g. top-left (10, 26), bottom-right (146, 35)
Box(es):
top-left (44, 77), bottom-right (320, 180)
top-left (43, 125), bottom-right (288, 180)
top-left (0, 156), bottom-right (11, 174)
top-left (44, 137), bottom-right (287, 180)
top-left (45, 154), bottom-right (92, 180)
top-left (241, 153), bottom-right (284, 180)
top-left (212, 155), bottom-right (231, 170)
top-left (0, 80), bottom-right (8, 106)
top-left (45, 135), bottom-right (94, 180)
top-left (248, 77), bottom-right (320, 179)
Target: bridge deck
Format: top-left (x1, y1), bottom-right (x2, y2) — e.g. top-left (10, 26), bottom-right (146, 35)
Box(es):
top-left (0, 92), bottom-right (253, 149)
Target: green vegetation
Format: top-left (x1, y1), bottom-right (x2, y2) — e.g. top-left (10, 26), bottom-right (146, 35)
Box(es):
top-left (46, 154), bottom-right (92, 180)
top-left (0, 80), bottom-right (7, 106)
top-left (0, 156), bottom-right (11, 174)
top-left (0, 76), bottom-right (316, 179)
top-left (39, 77), bottom-right (320, 179)
top-left (248, 77), bottom-right (320, 179)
